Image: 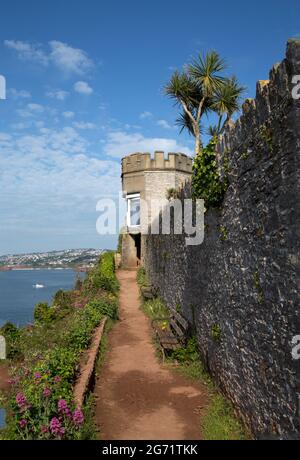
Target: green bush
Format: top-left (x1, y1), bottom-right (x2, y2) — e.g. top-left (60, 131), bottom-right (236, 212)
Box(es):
top-left (192, 137), bottom-right (228, 208)
top-left (83, 252), bottom-right (118, 295)
top-left (34, 302), bottom-right (55, 324)
top-left (170, 337), bottom-right (199, 363)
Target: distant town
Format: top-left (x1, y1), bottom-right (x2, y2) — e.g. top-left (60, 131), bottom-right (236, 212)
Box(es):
top-left (0, 248), bottom-right (104, 271)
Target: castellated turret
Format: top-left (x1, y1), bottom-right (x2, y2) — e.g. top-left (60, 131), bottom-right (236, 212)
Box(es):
top-left (120, 151), bottom-right (193, 268)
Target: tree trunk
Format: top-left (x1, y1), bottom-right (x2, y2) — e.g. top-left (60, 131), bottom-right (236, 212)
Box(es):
top-left (194, 124), bottom-right (201, 156)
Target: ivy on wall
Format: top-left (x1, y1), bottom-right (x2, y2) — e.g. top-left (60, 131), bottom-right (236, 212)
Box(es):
top-left (192, 137), bottom-right (229, 208)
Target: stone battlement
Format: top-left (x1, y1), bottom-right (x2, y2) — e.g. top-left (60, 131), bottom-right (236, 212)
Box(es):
top-left (121, 151), bottom-right (193, 175)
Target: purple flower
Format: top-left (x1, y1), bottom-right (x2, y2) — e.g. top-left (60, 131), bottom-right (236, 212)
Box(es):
top-left (49, 417), bottom-right (61, 435)
top-left (43, 387), bottom-right (51, 398)
top-left (16, 393), bottom-right (27, 408)
top-left (34, 372), bottom-right (41, 380)
top-left (73, 409), bottom-right (84, 426)
top-left (57, 399), bottom-right (68, 413)
top-left (19, 419), bottom-right (27, 429)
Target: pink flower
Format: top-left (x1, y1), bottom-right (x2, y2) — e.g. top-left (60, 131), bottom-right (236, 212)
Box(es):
top-left (34, 372), bottom-right (41, 380)
top-left (40, 425), bottom-right (48, 434)
top-left (58, 399), bottom-right (68, 413)
top-left (49, 417), bottom-right (61, 435)
top-left (54, 376), bottom-right (61, 383)
top-left (73, 409), bottom-right (84, 426)
top-left (43, 387), bottom-right (51, 398)
top-left (19, 419), bottom-right (27, 429)
top-left (16, 393), bottom-right (27, 408)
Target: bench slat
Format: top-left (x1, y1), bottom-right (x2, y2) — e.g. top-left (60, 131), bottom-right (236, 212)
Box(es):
top-left (170, 318), bottom-right (185, 339)
top-left (170, 309), bottom-right (189, 330)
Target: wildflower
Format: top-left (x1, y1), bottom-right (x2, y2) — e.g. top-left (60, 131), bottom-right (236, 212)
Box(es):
top-left (54, 376), bottom-right (61, 383)
top-left (58, 399), bottom-right (68, 413)
top-left (16, 393), bottom-right (27, 408)
top-left (73, 409), bottom-right (84, 426)
top-left (19, 419), bottom-right (27, 429)
top-left (59, 427), bottom-right (65, 438)
top-left (34, 372), bottom-right (41, 380)
top-left (43, 387), bottom-right (51, 398)
top-left (49, 417), bottom-right (61, 435)
top-left (8, 378), bottom-right (16, 385)
top-left (40, 426), bottom-right (48, 434)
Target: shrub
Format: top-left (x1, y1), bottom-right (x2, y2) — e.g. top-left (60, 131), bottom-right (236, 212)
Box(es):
top-left (34, 302), bottom-right (55, 324)
top-left (83, 252), bottom-right (118, 295)
top-left (192, 137), bottom-right (228, 208)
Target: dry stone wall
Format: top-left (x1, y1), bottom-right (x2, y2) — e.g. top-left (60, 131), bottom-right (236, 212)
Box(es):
top-left (143, 40), bottom-right (300, 438)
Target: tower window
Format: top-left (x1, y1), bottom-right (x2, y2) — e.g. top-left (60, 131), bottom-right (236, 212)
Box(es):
top-left (127, 194), bottom-right (140, 227)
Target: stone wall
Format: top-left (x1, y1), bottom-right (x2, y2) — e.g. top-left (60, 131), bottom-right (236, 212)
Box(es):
top-left (143, 40), bottom-right (300, 438)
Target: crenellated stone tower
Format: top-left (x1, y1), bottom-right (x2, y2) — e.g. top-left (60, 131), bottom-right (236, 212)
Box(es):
top-left (121, 151), bottom-right (192, 268)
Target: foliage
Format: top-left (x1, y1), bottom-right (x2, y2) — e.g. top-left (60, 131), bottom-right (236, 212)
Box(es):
top-left (165, 51), bottom-right (245, 154)
top-left (136, 267), bottom-right (148, 288)
top-left (2, 252), bottom-right (118, 440)
top-left (202, 395), bottom-right (247, 440)
top-left (83, 252), bottom-right (119, 296)
top-left (142, 298), bottom-right (169, 321)
top-left (170, 337), bottom-right (199, 363)
top-left (192, 137), bottom-right (228, 207)
top-left (34, 302), bottom-right (55, 325)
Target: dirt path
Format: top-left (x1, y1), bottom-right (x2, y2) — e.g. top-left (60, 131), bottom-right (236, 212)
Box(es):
top-left (94, 270), bottom-right (209, 440)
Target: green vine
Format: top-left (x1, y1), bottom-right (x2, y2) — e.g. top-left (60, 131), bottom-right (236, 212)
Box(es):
top-left (192, 137), bottom-right (229, 208)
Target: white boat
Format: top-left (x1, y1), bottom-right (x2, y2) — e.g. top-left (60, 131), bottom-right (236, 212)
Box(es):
top-left (33, 284), bottom-right (45, 289)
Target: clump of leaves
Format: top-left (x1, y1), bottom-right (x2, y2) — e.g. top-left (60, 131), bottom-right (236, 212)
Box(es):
top-left (211, 324), bottom-right (222, 343)
top-left (170, 337), bottom-right (199, 363)
top-left (192, 137), bottom-right (228, 208)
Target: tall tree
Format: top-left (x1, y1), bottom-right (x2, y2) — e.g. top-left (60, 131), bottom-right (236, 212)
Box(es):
top-left (164, 52), bottom-right (245, 155)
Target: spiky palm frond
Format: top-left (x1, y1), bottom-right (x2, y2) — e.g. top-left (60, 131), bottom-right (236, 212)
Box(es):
top-left (211, 76), bottom-right (246, 119)
top-left (164, 71), bottom-right (199, 106)
top-left (207, 124), bottom-right (220, 137)
top-left (187, 51), bottom-right (227, 97)
top-left (175, 111), bottom-right (196, 135)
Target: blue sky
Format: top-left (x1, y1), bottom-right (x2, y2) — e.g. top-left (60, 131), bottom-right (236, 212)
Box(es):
top-left (0, 0), bottom-right (299, 255)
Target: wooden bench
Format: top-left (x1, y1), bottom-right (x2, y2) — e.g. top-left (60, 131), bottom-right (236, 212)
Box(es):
top-left (151, 309), bottom-right (189, 360)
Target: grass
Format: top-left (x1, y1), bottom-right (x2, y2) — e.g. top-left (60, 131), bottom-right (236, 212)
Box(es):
top-left (137, 270), bottom-right (249, 440)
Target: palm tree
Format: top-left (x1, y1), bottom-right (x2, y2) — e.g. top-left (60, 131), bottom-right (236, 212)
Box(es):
top-left (165, 52), bottom-right (245, 155)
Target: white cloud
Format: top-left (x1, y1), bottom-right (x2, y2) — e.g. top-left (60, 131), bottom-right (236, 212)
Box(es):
top-left (74, 81), bottom-right (93, 95)
top-left (157, 119), bottom-right (174, 130)
top-left (27, 103), bottom-right (44, 113)
top-left (139, 111), bottom-right (153, 120)
top-left (62, 111), bottom-right (75, 119)
top-left (104, 131), bottom-right (193, 158)
top-left (73, 121), bottom-right (97, 130)
top-left (49, 41), bottom-right (94, 75)
top-left (8, 88), bottom-right (31, 99)
top-left (4, 40), bottom-right (94, 75)
top-left (0, 128), bottom-right (120, 240)
top-left (4, 40), bottom-right (48, 65)
top-left (46, 90), bottom-right (69, 101)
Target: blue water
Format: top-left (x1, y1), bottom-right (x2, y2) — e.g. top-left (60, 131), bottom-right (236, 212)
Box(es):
top-left (0, 269), bottom-right (80, 328)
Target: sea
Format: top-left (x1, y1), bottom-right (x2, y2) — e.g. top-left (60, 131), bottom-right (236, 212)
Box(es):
top-left (0, 268), bottom-right (81, 327)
